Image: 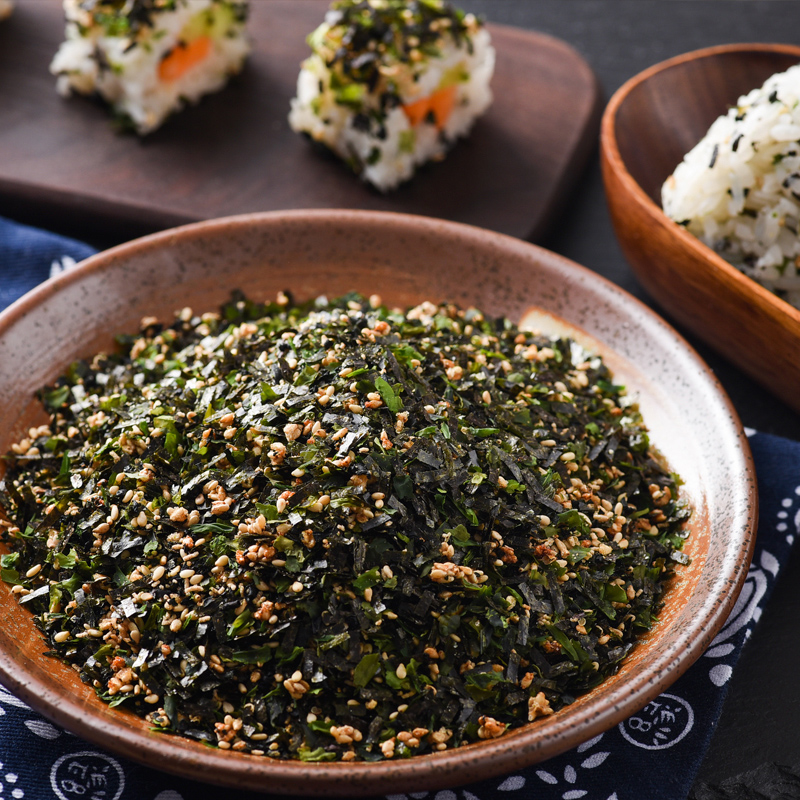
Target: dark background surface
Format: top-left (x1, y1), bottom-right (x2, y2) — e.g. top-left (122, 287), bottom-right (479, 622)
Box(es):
top-left (8, 0), bottom-right (800, 792)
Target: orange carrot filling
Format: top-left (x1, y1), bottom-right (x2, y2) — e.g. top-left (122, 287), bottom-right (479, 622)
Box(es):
top-left (402, 84), bottom-right (457, 130)
top-left (158, 35), bottom-right (212, 83)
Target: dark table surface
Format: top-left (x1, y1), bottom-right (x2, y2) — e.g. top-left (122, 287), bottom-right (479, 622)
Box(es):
top-left (7, 0), bottom-right (800, 793)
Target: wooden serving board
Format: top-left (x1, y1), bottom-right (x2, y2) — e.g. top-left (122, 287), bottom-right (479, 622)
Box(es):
top-left (0, 0), bottom-right (601, 242)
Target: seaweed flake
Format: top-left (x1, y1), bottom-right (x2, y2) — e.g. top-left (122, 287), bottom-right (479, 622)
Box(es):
top-left (0, 292), bottom-right (689, 762)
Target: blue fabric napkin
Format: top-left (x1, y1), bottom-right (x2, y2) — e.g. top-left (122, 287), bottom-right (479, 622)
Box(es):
top-left (0, 217), bottom-right (95, 311)
top-left (0, 215), bottom-right (795, 800)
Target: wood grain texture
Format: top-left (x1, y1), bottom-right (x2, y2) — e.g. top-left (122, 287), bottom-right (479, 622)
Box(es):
top-left (0, 0), bottom-right (601, 242)
top-left (600, 44), bottom-right (800, 415)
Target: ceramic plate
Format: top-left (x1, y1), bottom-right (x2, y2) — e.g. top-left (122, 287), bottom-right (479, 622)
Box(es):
top-left (0, 211), bottom-right (756, 796)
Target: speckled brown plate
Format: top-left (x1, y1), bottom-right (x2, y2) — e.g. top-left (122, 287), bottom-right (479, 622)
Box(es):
top-left (0, 211), bottom-right (756, 796)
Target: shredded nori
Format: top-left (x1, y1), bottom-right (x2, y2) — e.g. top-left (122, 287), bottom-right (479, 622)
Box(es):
top-left (0, 292), bottom-right (690, 761)
top-left (306, 0), bottom-right (480, 119)
top-left (322, 0), bottom-right (472, 82)
top-left (76, 0), bottom-right (248, 42)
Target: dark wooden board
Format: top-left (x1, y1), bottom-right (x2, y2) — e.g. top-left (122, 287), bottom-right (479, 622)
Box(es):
top-left (0, 0), bottom-right (601, 242)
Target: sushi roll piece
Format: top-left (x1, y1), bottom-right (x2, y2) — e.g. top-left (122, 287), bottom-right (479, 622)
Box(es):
top-left (289, 0), bottom-right (495, 191)
top-left (50, 0), bottom-right (250, 135)
top-left (0, 0), bottom-right (13, 21)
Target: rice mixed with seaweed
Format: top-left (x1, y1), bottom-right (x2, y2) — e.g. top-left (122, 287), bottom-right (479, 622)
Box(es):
top-left (289, 0), bottom-right (495, 191)
top-left (50, 0), bottom-right (249, 134)
top-left (663, 64), bottom-right (800, 309)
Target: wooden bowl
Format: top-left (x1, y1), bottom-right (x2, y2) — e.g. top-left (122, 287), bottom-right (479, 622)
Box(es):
top-left (601, 43), bottom-right (800, 415)
top-left (0, 210), bottom-right (756, 796)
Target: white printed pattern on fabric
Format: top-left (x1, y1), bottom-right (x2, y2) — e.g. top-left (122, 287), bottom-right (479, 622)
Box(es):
top-left (701, 477), bottom-right (794, 687)
top-left (0, 760), bottom-right (25, 800)
top-left (386, 734), bottom-right (614, 800)
top-left (50, 752), bottom-right (125, 800)
top-left (702, 564), bottom-right (768, 687)
top-left (777, 482), bottom-right (800, 548)
top-left (49, 255), bottom-right (78, 280)
top-left (618, 694), bottom-right (694, 750)
top-left (0, 694), bottom-right (30, 799)
top-left (0, 688), bottom-right (188, 800)
top-left (0, 688), bottom-right (29, 711)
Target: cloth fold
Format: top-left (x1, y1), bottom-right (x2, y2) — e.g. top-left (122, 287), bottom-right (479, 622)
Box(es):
top-left (0, 217), bottom-right (95, 311)
top-left (0, 216), bottom-right (796, 800)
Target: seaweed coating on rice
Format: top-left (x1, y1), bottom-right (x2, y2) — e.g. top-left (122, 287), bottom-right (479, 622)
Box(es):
top-left (289, 0), bottom-right (495, 191)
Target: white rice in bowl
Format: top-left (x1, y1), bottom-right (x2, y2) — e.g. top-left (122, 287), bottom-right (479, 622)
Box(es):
top-left (662, 63), bottom-right (800, 309)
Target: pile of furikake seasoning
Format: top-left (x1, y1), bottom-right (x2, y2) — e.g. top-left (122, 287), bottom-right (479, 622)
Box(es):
top-left (0, 292), bottom-right (690, 762)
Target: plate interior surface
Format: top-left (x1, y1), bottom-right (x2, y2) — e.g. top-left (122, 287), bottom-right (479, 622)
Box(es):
top-left (0, 211), bottom-right (756, 796)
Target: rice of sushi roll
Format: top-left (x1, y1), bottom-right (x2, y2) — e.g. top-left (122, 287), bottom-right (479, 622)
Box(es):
top-left (289, 0), bottom-right (495, 191)
top-left (0, 0), bottom-right (13, 21)
top-left (662, 64), bottom-right (800, 309)
top-left (50, 0), bottom-right (250, 135)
